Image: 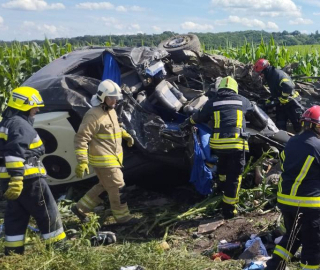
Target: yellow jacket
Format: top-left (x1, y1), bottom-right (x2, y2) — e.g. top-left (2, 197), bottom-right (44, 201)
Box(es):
top-left (74, 105), bottom-right (125, 168)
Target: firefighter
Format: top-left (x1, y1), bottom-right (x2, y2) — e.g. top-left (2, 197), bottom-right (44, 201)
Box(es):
top-left (0, 87), bottom-right (66, 255)
top-left (180, 76), bottom-right (252, 219)
top-left (72, 79), bottom-right (135, 224)
top-left (266, 105), bottom-right (320, 270)
top-left (253, 58), bottom-right (303, 132)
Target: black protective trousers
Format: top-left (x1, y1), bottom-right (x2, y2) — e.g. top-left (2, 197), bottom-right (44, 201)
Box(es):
top-left (4, 177), bottom-right (65, 255)
top-left (276, 100), bottom-right (304, 132)
top-left (266, 208), bottom-right (320, 270)
top-left (217, 151), bottom-right (245, 219)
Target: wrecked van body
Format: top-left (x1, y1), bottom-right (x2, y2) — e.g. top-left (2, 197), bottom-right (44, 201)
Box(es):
top-left (22, 43), bottom-right (290, 187)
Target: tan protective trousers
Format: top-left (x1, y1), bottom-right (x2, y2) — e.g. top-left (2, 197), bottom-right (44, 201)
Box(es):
top-left (76, 167), bottom-right (131, 223)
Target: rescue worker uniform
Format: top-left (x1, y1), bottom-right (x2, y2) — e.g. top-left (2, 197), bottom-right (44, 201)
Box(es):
top-left (266, 128), bottom-right (320, 269)
top-left (182, 77), bottom-right (252, 219)
top-left (262, 65), bottom-right (303, 132)
top-left (74, 80), bottom-right (133, 223)
top-left (0, 87), bottom-right (66, 255)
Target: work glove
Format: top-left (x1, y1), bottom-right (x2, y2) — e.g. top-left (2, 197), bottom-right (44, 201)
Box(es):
top-left (179, 118), bottom-right (193, 131)
top-left (122, 130), bottom-right (134, 147)
top-left (278, 96), bottom-right (289, 105)
top-left (265, 99), bottom-right (272, 105)
top-left (75, 161), bottom-right (89, 179)
top-left (4, 176), bottom-right (23, 200)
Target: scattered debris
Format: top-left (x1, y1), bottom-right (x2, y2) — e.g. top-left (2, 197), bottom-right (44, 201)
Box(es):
top-left (90, 231), bottom-right (116, 246)
top-left (243, 261), bottom-right (265, 270)
top-left (198, 220), bottom-right (224, 234)
top-left (120, 266), bottom-right (145, 270)
top-left (211, 252), bottom-right (231, 261)
top-left (217, 240), bottom-right (242, 255)
top-left (158, 241), bottom-right (170, 251)
top-left (239, 236), bottom-right (268, 260)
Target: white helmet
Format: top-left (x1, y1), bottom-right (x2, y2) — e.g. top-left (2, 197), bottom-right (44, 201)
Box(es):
top-left (91, 80), bottom-right (123, 106)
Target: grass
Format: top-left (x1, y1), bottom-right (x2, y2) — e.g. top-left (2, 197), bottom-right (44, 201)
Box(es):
top-left (0, 236), bottom-right (245, 270)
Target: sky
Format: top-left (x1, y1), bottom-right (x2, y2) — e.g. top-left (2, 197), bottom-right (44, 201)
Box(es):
top-left (0, 0), bottom-right (320, 41)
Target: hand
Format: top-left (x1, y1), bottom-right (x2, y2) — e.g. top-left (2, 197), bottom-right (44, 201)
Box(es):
top-left (265, 99), bottom-right (272, 105)
top-left (179, 118), bottom-right (193, 130)
top-left (122, 130), bottom-right (134, 147)
top-left (278, 97), bottom-right (289, 105)
top-left (4, 177), bottom-right (23, 200)
top-left (75, 162), bottom-right (89, 179)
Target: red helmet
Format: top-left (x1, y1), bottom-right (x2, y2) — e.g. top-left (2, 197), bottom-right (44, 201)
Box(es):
top-left (301, 106), bottom-right (320, 125)
top-left (253, 59), bottom-right (270, 73)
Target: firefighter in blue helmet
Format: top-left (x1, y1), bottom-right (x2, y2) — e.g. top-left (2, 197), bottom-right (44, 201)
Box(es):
top-left (253, 59), bottom-right (304, 132)
top-left (180, 76), bottom-right (253, 219)
top-left (0, 87), bottom-right (66, 255)
top-left (266, 105), bottom-right (320, 270)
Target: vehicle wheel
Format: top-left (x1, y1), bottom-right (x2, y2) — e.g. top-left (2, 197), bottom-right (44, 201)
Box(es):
top-left (158, 34), bottom-right (201, 63)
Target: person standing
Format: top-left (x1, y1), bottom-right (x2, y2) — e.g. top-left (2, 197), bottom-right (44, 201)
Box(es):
top-left (72, 79), bottom-right (135, 224)
top-left (180, 76), bottom-right (252, 219)
top-left (253, 58), bottom-right (303, 132)
top-left (266, 105), bottom-right (320, 270)
top-left (0, 86), bottom-right (66, 255)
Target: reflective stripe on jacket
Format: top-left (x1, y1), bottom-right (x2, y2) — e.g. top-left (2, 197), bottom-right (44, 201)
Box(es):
top-left (278, 130), bottom-right (320, 209)
top-left (191, 89), bottom-right (252, 153)
top-left (0, 113), bottom-right (46, 180)
top-left (263, 66), bottom-right (299, 102)
top-left (74, 105), bottom-right (125, 168)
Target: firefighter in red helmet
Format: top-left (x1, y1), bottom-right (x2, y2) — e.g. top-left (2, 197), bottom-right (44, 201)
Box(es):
top-left (253, 59), bottom-right (304, 132)
top-left (266, 105), bottom-right (320, 270)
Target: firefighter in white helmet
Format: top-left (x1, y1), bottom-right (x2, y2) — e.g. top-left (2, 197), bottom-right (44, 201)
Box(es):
top-left (72, 79), bottom-right (135, 224)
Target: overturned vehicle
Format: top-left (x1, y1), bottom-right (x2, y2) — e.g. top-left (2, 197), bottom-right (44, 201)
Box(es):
top-left (22, 35), bottom-right (291, 191)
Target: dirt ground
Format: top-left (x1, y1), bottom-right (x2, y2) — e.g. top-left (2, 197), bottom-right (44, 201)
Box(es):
top-left (0, 182), bottom-right (281, 268)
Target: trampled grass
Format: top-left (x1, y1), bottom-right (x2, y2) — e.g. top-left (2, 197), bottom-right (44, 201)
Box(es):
top-left (0, 237), bottom-right (245, 270)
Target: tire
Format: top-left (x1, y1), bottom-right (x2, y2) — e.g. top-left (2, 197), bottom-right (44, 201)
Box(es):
top-left (158, 34), bottom-right (201, 63)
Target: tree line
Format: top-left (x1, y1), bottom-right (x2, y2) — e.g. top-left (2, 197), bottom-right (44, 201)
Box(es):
top-left (2, 30), bottom-right (320, 48)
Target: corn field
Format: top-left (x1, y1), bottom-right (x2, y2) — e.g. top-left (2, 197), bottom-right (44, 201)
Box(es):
top-left (0, 39), bottom-right (72, 105)
top-left (1, 37), bottom-right (320, 105)
top-left (207, 36), bottom-right (320, 77)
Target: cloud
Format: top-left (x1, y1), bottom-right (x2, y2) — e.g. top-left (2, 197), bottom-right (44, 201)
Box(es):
top-left (180, 21), bottom-right (214, 31)
top-left (2, 0), bottom-right (65, 11)
top-left (116, 5), bottom-right (127, 12)
top-left (289, 18), bottom-right (313, 25)
top-left (313, 12), bottom-right (320, 15)
top-left (304, 0), bottom-right (320, 7)
top-left (130, 6), bottom-right (146, 12)
top-left (76, 2), bottom-right (146, 12)
top-left (152, 26), bottom-right (162, 32)
top-left (101, 17), bottom-right (141, 32)
top-left (131, 24), bottom-right (140, 30)
top-left (76, 2), bottom-right (114, 10)
top-left (0, 16), bottom-right (8, 31)
top-left (266, 21), bottom-right (279, 30)
top-left (216, 16), bottom-right (278, 30)
top-left (211, 0), bottom-right (301, 17)
top-left (21, 20), bottom-right (68, 38)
